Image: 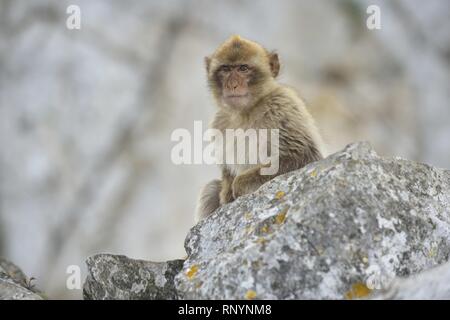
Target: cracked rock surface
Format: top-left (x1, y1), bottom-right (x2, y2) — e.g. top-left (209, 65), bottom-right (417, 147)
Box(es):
top-left (175, 142), bottom-right (450, 299)
top-left (84, 142), bottom-right (450, 300)
top-left (0, 258), bottom-right (43, 300)
top-left (83, 254), bottom-right (184, 300)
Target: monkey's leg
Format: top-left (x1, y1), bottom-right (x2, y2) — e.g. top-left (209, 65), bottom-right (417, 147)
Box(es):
top-left (219, 168), bottom-right (235, 205)
top-left (195, 179), bottom-right (221, 222)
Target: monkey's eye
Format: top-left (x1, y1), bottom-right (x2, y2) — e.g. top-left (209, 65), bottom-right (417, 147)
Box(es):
top-left (220, 65), bottom-right (231, 72)
top-left (238, 64), bottom-right (249, 72)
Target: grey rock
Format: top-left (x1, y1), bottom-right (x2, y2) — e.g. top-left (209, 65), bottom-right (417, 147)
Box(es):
top-left (83, 142), bottom-right (450, 300)
top-left (0, 279), bottom-right (43, 300)
top-left (83, 254), bottom-right (184, 300)
top-left (0, 258), bottom-right (43, 300)
top-left (371, 260), bottom-right (450, 300)
top-left (0, 258), bottom-right (28, 285)
top-left (175, 142), bottom-right (450, 299)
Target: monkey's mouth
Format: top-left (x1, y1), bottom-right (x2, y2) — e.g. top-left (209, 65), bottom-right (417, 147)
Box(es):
top-left (223, 94), bottom-right (251, 107)
top-left (224, 93), bottom-right (249, 98)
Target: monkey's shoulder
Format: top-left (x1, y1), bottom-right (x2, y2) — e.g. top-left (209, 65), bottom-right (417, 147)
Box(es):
top-left (265, 85), bottom-right (306, 110)
top-left (256, 86), bottom-right (310, 124)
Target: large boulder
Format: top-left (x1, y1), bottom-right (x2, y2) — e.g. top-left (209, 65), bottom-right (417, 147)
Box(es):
top-left (175, 142), bottom-right (450, 299)
top-left (84, 142), bottom-right (450, 299)
top-left (0, 258), bottom-right (43, 300)
top-left (83, 254), bottom-right (184, 300)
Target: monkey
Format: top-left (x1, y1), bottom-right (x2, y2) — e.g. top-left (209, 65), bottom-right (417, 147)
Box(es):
top-left (195, 35), bottom-right (324, 221)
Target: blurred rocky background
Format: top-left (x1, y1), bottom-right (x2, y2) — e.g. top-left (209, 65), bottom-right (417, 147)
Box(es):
top-left (0, 0), bottom-right (448, 299)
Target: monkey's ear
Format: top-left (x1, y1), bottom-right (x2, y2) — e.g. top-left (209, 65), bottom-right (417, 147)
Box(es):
top-left (205, 56), bottom-right (211, 73)
top-left (269, 52), bottom-right (280, 78)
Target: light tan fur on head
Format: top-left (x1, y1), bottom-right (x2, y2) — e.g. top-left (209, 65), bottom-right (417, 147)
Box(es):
top-left (207, 36), bottom-right (264, 69)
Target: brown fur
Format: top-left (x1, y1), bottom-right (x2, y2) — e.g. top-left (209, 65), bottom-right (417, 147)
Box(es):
top-left (196, 36), bottom-right (324, 222)
top-left (196, 179), bottom-right (221, 219)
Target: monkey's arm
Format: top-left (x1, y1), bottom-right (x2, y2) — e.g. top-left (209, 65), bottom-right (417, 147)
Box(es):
top-left (231, 166), bottom-right (267, 199)
top-left (219, 168), bottom-right (235, 204)
top-left (232, 148), bottom-right (322, 199)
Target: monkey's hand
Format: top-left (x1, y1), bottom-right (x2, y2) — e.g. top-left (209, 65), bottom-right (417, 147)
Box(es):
top-left (232, 167), bottom-right (268, 199)
top-left (219, 184), bottom-right (234, 204)
top-left (219, 172), bottom-right (234, 205)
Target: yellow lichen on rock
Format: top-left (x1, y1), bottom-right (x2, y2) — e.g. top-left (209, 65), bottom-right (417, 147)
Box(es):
top-left (245, 225), bottom-right (253, 235)
top-left (186, 265), bottom-right (199, 280)
top-left (428, 245), bottom-right (437, 257)
top-left (255, 237), bottom-right (267, 244)
top-left (344, 282), bottom-right (372, 299)
top-left (275, 208), bottom-right (288, 224)
top-left (274, 191), bottom-right (285, 200)
top-left (245, 290), bottom-right (257, 300)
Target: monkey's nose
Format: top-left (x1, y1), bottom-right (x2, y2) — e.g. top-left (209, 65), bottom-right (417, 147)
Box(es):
top-left (227, 80), bottom-right (239, 90)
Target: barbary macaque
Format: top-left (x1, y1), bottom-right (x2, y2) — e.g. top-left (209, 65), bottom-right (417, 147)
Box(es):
top-left (196, 35), bottom-right (324, 221)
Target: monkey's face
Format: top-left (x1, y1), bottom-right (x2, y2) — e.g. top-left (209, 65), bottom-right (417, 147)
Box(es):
top-left (206, 36), bottom-right (280, 111)
top-left (215, 64), bottom-right (253, 108)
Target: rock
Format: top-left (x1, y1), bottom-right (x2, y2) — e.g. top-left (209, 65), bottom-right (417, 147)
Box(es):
top-left (83, 142), bottom-right (450, 300)
top-left (0, 258), bottom-right (43, 300)
top-left (371, 260), bottom-right (450, 300)
top-left (0, 258), bottom-right (29, 285)
top-left (83, 254), bottom-right (184, 300)
top-left (175, 142), bottom-right (450, 299)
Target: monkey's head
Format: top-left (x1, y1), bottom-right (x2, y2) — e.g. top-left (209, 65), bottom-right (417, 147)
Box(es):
top-left (205, 35), bottom-right (280, 111)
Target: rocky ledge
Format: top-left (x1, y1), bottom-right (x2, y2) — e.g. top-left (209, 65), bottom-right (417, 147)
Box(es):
top-left (83, 254), bottom-right (184, 300)
top-left (82, 142), bottom-right (450, 300)
top-left (0, 258), bottom-right (43, 300)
